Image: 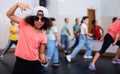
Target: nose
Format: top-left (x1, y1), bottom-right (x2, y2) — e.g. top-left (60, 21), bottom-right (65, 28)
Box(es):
top-left (38, 19), bottom-right (41, 22)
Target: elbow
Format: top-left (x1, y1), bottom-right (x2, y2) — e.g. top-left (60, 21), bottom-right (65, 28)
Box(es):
top-left (6, 12), bottom-right (11, 19)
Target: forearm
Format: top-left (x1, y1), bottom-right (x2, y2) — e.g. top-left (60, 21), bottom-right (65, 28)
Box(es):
top-left (11, 30), bottom-right (18, 34)
top-left (114, 33), bottom-right (120, 44)
top-left (38, 44), bottom-right (48, 64)
top-left (86, 32), bottom-right (92, 37)
top-left (6, 3), bottom-right (18, 17)
top-left (6, 3), bottom-right (20, 23)
top-left (84, 28), bottom-right (92, 36)
top-left (38, 44), bottom-right (46, 54)
top-left (55, 33), bottom-right (61, 44)
top-left (100, 27), bottom-right (104, 37)
top-left (67, 29), bottom-right (70, 35)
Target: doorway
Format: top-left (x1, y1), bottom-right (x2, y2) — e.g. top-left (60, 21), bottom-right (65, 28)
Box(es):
top-left (87, 9), bottom-right (96, 33)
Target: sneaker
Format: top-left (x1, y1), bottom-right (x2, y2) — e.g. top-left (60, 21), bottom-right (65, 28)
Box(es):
top-left (52, 63), bottom-right (60, 67)
top-left (0, 55), bottom-right (3, 58)
top-left (89, 64), bottom-right (96, 71)
top-left (112, 59), bottom-right (120, 64)
top-left (66, 55), bottom-right (71, 62)
top-left (64, 50), bottom-right (69, 55)
top-left (83, 55), bottom-right (93, 59)
top-left (68, 50), bottom-right (71, 54)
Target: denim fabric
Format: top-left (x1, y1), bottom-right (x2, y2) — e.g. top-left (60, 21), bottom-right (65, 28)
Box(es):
top-left (43, 40), bottom-right (59, 67)
top-left (1, 40), bottom-right (18, 55)
top-left (70, 34), bottom-right (92, 58)
top-left (72, 36), bottom-right (79, 49)
top-left (60, 35), bottom-right (69, 50)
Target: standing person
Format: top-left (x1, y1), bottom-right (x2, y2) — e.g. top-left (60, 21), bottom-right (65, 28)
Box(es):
top-left (68, 18), bottom-right (80, 53)
top-left (0, 21), bottom-right (18, 58)
top-left (66, 16), bottom-right (93, 62)
top-left (61, 18), bottom-right (71, 54)
top-left (89, 20), bottom-right (120, 70)
top-left (111, 17), bottom-right (120, 64)
top-left (6, 2), bottom-right (52, 74)
top-left (43, 17), bottom-right (61, 68)
top-left (91, 20), bottom-right (104, 40)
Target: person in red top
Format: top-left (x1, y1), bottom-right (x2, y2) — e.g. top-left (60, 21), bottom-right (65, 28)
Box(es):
top-left (6, 2), bottom-right (52, 74)
top-left (89, 20), bottom-right (120, 70)
top-left (92, 20), bottom-right (104, 40)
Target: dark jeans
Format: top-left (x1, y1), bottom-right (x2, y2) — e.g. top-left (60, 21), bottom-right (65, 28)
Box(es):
top-left (99, 33), bottom-right (120, 54)
top-left (60, 35), bottom-right (69, 50)
top-left (72, 36), bottom-right (79, 49)
top-left (12, 57), bottom-right (45, 74)
top-left (1, 40), bottom-right (18, 55)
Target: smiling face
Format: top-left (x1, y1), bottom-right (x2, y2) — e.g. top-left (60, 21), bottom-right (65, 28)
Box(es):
top-left (34, 16), bottom-right (45, 29)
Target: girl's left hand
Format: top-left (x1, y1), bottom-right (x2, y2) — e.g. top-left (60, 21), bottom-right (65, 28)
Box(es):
top-left (39, 53), bottom-right (48, 64)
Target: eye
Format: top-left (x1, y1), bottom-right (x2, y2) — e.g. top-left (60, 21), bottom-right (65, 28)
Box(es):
top-left (34, 16), bottom-right (39, 21)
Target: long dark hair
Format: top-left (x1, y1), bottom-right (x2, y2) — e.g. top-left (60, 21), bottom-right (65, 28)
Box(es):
top-left (81, 16), bottom-right (89, 23)
top-left (24, 16), bottom-right (52, 30)
top-left (41, 17), bottom-right (52, 30)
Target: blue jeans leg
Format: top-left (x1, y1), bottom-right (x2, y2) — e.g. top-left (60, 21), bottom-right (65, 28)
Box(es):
top-left (70, 38), bottom-right (85, 58)
top-left (52, 46), bottom-right (59, 63)
top-left (60, 35), bottom-right (69, 50)
top-left (1, 40), bottom-right (13, 55)
top-left (84, 39), bottom-right (92, 56)
top-left (72, 36), bottom-right (79, 49)
top-left (64, 36), bottom-right (69, 50)
top-left (60, 35), bottom-right (65, 46)
top-left (43, 40), bottom-right (56, 67)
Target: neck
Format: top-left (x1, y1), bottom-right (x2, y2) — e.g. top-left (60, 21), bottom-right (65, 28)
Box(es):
top-left (33, 27), bottom-right (41, 33)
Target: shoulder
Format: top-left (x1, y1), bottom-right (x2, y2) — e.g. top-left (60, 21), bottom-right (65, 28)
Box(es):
top-left (52, 26), bottom-right (58, 31)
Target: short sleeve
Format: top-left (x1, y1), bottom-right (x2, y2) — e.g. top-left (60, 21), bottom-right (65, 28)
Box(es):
top-left (18, 18), bottom-right (26, 29)
top-left (83, 24), bottom-right (86, 29)
top-left (41, 32), bottom-right (47, 44)
top-left (65, 24), bottom-right (68, 29)
top-left (53, 26), bottom-right (58, 33)
top-left (10, 26), bottom-right (13, 31)
top-left (116, 21), bottom-right (120, 33)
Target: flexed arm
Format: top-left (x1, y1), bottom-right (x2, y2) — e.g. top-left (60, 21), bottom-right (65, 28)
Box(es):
top-left (6, 2), bottom-right (30, 24)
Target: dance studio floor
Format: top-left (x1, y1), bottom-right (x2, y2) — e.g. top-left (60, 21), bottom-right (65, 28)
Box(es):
top-left (0, 52), bottom-right (120, 74)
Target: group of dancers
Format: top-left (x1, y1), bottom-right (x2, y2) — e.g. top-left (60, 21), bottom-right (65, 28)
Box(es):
top-left (0, 2), bottom-right (120, 74)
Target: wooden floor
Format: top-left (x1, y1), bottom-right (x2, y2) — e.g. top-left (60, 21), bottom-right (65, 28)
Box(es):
top-left (0, 52), bottom-right (120, 74)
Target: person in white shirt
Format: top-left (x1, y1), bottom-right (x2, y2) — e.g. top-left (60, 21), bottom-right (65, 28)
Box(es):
top-left (66, 16), bottom-right (93, 62)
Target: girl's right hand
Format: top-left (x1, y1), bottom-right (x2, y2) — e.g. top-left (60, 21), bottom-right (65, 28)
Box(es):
top-left (17, 2), bottom-right (30, 12)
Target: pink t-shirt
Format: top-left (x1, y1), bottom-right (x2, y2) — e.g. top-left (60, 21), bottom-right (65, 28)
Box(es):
top-left (108, 20), bottom-right (120, 39)
top-left (15, 19), bottom-right (47, 61)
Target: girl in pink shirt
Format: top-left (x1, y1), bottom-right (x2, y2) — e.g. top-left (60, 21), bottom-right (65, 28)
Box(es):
top-left (89, 20), bottom-right (120, 70)
top-left (6, 2), bottom-right (52, 74)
